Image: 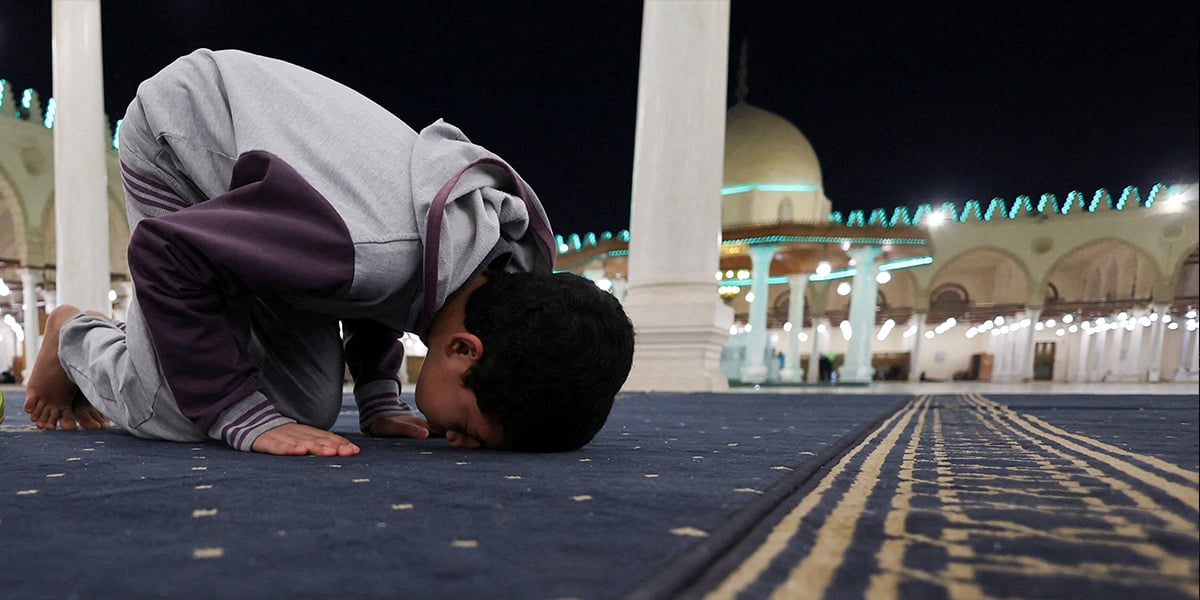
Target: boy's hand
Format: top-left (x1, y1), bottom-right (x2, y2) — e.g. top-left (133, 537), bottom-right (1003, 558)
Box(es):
top-left (368, 414), bottom-right (432, 439)
top-left (251, 423), bottom-right (360, 456)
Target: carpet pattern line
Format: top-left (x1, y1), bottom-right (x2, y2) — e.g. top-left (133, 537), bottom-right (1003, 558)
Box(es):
top-left (687, 394), bottom-right (1200, 600)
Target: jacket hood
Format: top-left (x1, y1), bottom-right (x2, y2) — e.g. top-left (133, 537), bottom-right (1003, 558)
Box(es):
top-left (409, 120), bottom-right (556, 333)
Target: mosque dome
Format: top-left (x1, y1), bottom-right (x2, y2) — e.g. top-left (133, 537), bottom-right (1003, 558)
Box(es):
top-left (723, 101), bottom-right (823, 190)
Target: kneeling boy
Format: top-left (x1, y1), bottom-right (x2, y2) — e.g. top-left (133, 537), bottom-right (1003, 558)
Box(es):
top-left (24, 49), bottom-right (634, 455)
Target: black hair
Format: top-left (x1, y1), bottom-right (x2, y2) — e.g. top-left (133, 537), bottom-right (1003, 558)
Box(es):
top-left (462, 270), bottom-right (635, 452)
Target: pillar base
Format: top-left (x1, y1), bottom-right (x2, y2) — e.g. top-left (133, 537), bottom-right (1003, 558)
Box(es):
top-left (1173, 367), bottom-right (1199, 382)
top-left (838, 362), bottom-right (874, 384)
top-left (739, 365), bottom-right (768, 384)
top-left (621, 282), bottom-right (733, 392)
top-left (779, 367), bottom-right (805, 383)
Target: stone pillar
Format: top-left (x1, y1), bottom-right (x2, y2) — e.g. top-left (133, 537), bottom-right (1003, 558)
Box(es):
top-left (740, 244), bottom-right (777, 383)
top-left (1190, 325), bottom-right (1200, 376)
top-left (780, 274), bottom-right (808, 382)
top-left (807, 316), bottom-right (830, 383)
top-left (1074, 327), bottom-right (1091, 383)
top-left (1123, 311), bottom-right (1146, 381)
top-left (907, 312), bottom-right (927, 382)
top-left (19, 268), bottom-right (41, 382)
top-left (52, 0), bottom-right (111, 313)
top-left (1090, 323), bottom-right (1109, 382)
top-left (1145, 303), bottom-right (1168, 382)
top-left (610, 277), bottom-right (628, 304)
top-left (995, 328), bottom-right (1013, 382)
top-left (1107, 319), bottom-right (1126, 382)
top-left (621, 0), bottom-right (732, 392)
top-left (838, 246), bottom-right (881, 383)
top-left (1019, 308), bottom-right (1041, 381)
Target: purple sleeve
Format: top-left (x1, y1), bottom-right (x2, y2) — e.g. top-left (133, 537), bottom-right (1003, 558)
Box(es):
top-left (343, 320), bottom-right (416, 432)
top-left (127, 151), bottom-right (355, 433)
top-left (343, 319), bottom-right (405, 384)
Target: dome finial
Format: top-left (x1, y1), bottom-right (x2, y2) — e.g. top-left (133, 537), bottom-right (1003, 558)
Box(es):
top-left (735, 38), bottom-right (749, 104)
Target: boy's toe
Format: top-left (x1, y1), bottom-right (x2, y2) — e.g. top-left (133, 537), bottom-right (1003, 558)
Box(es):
top-left (59, 409), bottom-right (79, 430)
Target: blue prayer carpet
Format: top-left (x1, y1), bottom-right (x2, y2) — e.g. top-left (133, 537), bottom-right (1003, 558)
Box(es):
top-left (2, 390), bottom-right (1196, 599)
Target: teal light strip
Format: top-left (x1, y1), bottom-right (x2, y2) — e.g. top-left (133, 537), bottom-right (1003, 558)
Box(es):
top-left (879, 256), bottom-right (933, 270)
top-left (722, 183), bottom-right (822, 195)
top-left (807, 255), bottom-right (934, 282)
top-left (720, 255), bottom-right (936, 288)
top-left (808, 268), bottom-right (856, 282)
top-left (720, 276), bottom-right (790, 287)
top-left (722, 235), bottom-right (926, 246)
top-left (43, 97), bottom-right (55, 129)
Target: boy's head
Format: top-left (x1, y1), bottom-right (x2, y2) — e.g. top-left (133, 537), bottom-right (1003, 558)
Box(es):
top-left (414, 270), bottom-right (635, 451)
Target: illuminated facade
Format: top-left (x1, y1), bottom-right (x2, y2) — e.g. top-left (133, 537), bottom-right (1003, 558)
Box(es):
top-left (555, 95), bottom-right (1199, 386)
top-left (1, 75), bottom-right (1197, 386)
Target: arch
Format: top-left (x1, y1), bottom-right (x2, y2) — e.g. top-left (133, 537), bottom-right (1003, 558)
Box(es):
top-left (1041, 237), bottom-right (1161, 303)
top-left (0, 163), bottom-right (29, 264)
top-left (930, 282), bottom-right (970, 305)
top-left (880, 265), bottom-right (922, 310)
top-left (1044, 281), bottom-right (1060, 303)
top-left (773, 286), bottom-right (791, 313)
top-left (928, 247), bottom-right (1031, 306)
top-left (1171, 244), bottom-right (1198, 302)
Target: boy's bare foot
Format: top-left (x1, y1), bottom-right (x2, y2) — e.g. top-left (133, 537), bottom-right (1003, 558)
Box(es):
top-left (251, 423), bottom-right (361, 456)
top-left (24, 305), bottom-right (110, 431)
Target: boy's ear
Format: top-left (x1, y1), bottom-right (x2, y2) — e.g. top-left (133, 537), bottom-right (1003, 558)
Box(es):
top-left (445, 332), bottom-right (484, 363)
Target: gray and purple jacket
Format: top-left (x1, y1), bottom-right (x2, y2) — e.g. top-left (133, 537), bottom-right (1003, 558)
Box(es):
top-left (121, 49), bottom-right (555, 448)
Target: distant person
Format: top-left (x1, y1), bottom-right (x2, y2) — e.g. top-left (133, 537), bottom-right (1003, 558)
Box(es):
top-left (818, 356), bottom-right (833, 382)
top-left (25, 49), bottom-right (634, 456)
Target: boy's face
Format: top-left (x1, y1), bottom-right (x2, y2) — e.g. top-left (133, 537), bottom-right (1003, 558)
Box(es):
top-left (414, 333), bottom-right (505, 449)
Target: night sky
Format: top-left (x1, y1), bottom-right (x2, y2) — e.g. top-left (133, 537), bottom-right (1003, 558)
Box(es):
top-left (1, 1), bottom-right (1196, 237)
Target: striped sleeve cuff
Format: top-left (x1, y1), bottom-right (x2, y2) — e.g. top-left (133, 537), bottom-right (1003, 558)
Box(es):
top-left (354, 379), bottom-right (415, 433)
top-left (206, 391), bottom-right (295, 452)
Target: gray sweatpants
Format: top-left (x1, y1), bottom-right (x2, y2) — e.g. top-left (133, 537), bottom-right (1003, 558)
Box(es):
top-left (58, 83), bottom-right (345, 444)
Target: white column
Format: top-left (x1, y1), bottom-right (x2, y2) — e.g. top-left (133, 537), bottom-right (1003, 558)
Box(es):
top-left (52, 0), bottom-right (111, 313)
top-left (621, 0), bottom-right (732, 392)
top-left (1123, 312), bottom-right (1145, 381)
top-left (19, 268), bottom-right (41, 382)
top-left (1090, 323), bottom-right (1109, 382)
top-left (1191, 325), bottom-right (1200, 374)
top-left (1019, 308), bottom-right (1040, 381)
top-left (740, 244), bottom-right (777, 383)
top-left (1107, 319), bottom-right (1125, 382)
top-left (611, 277), bottom-right (628, 304)
top-left (1005, 326), bottom-right (1021, 381)
top-left (780, 274), bottom-right (808, 382)
top-left (986, 329), bottom-right (1002, 380)
top-left (1170, 327), bottom-right (1187, 381)
top-left (838, 246), bottom-right (881, 383)
top-left (907, 312), bottom-right (927, 382)
top-left (807, 317), bottom-right (829, 383)
top-left (1185, 321), bottom-right (1195, 376)
top-left (1145, 303), bottom-right (1168, 382)
top-left (995, 329), bottom-right (1013, 382)
top-left (1074, 328), bottom-right (1091, 382)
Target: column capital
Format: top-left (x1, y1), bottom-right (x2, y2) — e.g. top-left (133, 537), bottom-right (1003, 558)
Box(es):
top-left (846, 245), bottom-right (882, 264)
